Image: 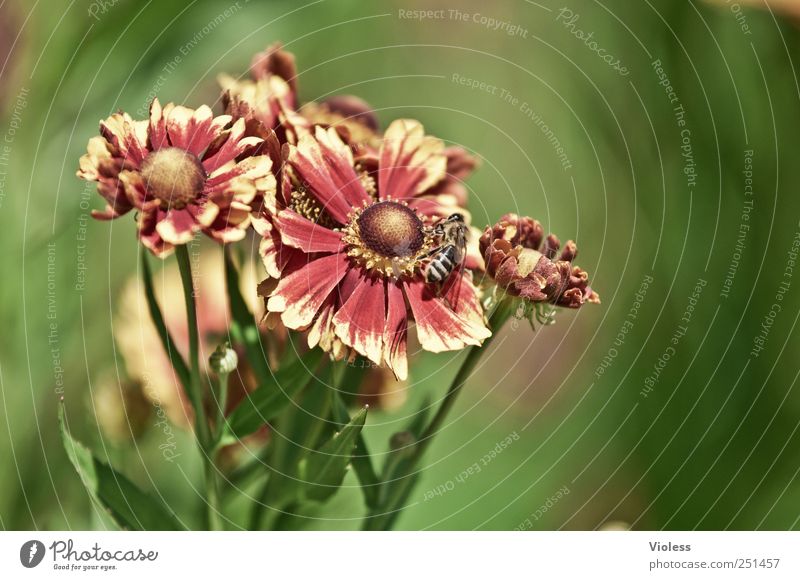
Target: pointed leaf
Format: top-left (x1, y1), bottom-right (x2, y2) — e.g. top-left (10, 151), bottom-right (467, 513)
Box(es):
top-left (301, 406), bottom-right (368, 502)
top-left (59, 404), bottom-right (182, 530)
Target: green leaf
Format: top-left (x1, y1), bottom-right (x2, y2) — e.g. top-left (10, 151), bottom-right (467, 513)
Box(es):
top-left (332, 392), bottom-right (380, 508)
top-left (300, 406), bottom-right (368, 502)
top-left (221, 349), bottom-right (324, 443)
top-left (59, 404), bottom-right (182, 530)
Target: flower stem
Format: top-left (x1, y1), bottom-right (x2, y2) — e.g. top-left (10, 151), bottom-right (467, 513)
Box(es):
top-left (223, 245), bottom-right (272, 387)
top-left (175, 245), bottom-right (222, 531)
top-left (140, 249), bottom-right (190, 389)
top-left (363, 296), bottom-right (516, 530)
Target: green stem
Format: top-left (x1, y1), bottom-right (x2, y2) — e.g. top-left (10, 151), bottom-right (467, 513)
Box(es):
top-left (211, 372), bottom-right (229, 445)
top-left (363, 296), bottom-right (517, 530)
top-left (223, 245), bottom-right (272, 387)
top-left (175, 245), bottom-right (222, 531)
top-left (140, 249), bottom-right (190, 389)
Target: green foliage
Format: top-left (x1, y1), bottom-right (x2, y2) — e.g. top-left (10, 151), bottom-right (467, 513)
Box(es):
top-left (221, 349), bottom-right (325, 443)
top-left (300, 407), bottom-right (368, 502)
top-left (59, 404), bottom-right (182, 531)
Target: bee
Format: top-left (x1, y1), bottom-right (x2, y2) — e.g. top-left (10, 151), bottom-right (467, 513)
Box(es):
top-left (424, 213), bottom-right (468, 284)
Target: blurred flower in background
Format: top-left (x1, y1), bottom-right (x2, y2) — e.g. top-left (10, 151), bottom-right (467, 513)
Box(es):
top-left (92, 376), bottom-right (153, 442)
top-left (113, 247), bottom-right (266, 428)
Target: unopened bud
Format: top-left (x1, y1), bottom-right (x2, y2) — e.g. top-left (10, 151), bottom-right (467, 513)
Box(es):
top-left (209, 342), bottom-right (238, 375)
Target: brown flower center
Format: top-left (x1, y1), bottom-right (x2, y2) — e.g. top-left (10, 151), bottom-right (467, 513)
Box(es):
top-left (140, 147), bottom-right (206, 209)
top-left (357, 201), bottom-right (424, 258)
top-left (342, 201), bottom-right (432, 278)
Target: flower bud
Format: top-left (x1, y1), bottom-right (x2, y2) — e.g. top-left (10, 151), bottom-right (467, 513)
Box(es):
top-left (479, 213), bottom-right (600, 308)
top-left (209, 342), bottom-right (238, 375)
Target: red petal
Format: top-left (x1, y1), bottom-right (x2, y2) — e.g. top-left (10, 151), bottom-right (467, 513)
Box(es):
top-left (442, 270), bottom-right (486, 330)
top-left (333, 274), bottom-right (386, 365)
top-left (138, 207), bottom-right (173, 257)
top-left (378, 119), bottom-right (446, 201)
top-left (202, 118), bottom-right (262, 174)
top-left (268, 253), bottom-right (350, 329)
top-left (201, 202), bottom-right (248, 243)
top-left (383, 280), bottom-right (408, 381)
top-left (148, 98), bottom-right (169, 150)
top-left (100, 112), bottom-right (149, 167)
top-left (166, 104), bottom-right (230, 156)
top-left (155, 207), bottom-right (199, 245)
top-left (404, 279), bottom-right (491, 353)
top-left (288, 127), bottom-right (370, 224)
top-left (276, 209), bottom-right (343, 253)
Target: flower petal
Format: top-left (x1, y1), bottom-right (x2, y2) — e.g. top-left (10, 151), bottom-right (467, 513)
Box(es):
top-left (258, 218), bottom-right (297, 279)
top-left (442, 270), bottom-right (487, 330)
top-left (206, 154), bottom-right (275, 208)
top-left (138, 207), bottom-right (173, 258)
top-left (383, 280), bottom-right (408, 381)
top-left (202, 118), bottom-right (263, 174)
top-left (100, 112), bottom-right (149, 167)
top-left (155, 207), bottom-right (199, 245)
top-left (404, 279), bottom-right (491, 353)
top-left (378, 119), bottom-right (446, 201)
top-left (287, 127), bottom-right (371, 224)
top-left (333, 274), bottom-right (386, 365)
top-left (308, 296), bottom-right (336, 350)
top-left (275, 209), bottom-right (343, 253)
top-left (202, 201), bottom-right (249, 243)
top-left (117, 169), bottom-right (147, 207)
top-left (268, 252), bottom-right (350, 329)
top-left (148, 98), bottom-right (169, 150)
top-left (165, 104), bottom-right (229, 156)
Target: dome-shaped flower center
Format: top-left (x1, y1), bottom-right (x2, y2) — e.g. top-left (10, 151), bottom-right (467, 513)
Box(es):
top-left (356, 201), bottom-right (424, 258)
top-left (140, 147), bottom-right (206, 208)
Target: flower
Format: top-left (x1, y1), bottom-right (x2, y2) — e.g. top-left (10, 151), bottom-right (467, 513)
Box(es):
top-left (263, 120), bottom-right (491, 379)
top-left (479, 213), bottom-right (600, 307)
top-left (77, 98), bottom-right (276, 257)
top-left (258, 120), bottom-right (479, 281)
top-left (297, 95), bottom-right (382, 151)
top-left (218, 42), bottom-right (298, 140)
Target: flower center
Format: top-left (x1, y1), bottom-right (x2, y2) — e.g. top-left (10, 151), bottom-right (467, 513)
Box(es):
top-left (343, 201), bottom-right (431, 278)
top-left (357, 201), bottom-right (424, 258)
top-left (140, 147), bottom-right (206, 209)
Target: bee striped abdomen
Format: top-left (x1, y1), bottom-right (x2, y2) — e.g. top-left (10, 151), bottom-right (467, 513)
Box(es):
top-left (425, 244), bottom-right (457, 282)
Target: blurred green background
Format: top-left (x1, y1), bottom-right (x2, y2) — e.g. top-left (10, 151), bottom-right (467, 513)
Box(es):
top-left (3, 0), bottom-right (800, 530)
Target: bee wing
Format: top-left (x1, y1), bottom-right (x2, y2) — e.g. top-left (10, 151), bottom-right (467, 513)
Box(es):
top-left (443, 236), bottom-right (468, 312)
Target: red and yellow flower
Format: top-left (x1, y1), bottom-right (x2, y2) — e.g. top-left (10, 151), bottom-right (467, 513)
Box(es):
top-left (77, 99), bottom-right (276, 257)
top-left (263, 120), bottom-right (491, 379)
